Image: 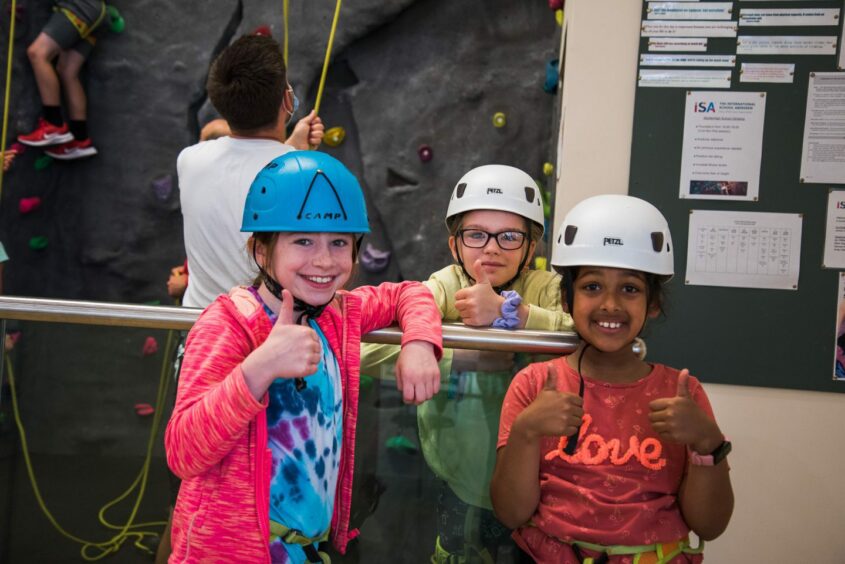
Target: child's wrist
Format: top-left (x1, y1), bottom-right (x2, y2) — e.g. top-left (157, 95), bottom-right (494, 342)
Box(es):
top-left (691, 427), bottom-right (724, 455)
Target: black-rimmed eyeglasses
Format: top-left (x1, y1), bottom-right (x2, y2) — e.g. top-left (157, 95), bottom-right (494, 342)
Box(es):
top-left (458, 229), bottom-right (528, 250)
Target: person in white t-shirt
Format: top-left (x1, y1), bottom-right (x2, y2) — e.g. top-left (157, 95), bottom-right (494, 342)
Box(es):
top-left (178, 33), bottom-right (324, 309)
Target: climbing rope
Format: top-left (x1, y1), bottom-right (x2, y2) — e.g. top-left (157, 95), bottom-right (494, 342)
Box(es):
top-left (0, 0), bottom-right (17, 201)
top-left (313, 0), bottom-right (343, 115)
top-left (5, 329), bottom-right (176, 560)
top-left (283, 0), bottom-right (289, 68)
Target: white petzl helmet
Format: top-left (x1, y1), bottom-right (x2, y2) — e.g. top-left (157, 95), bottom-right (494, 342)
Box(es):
top-left (551, 194), bottom-right (674, 277)
top-left (446, 164), bottom-right (545, 234)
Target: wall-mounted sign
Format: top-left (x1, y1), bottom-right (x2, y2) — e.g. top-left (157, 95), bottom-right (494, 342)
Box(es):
top-left (737, 35), bottom-right (837, 55)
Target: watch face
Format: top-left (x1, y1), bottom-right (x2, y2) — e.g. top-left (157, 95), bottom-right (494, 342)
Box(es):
top-left (712, 440), bottom-right (732, 465)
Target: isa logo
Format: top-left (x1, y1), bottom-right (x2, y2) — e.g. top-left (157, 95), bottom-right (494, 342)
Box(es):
top-left (694, 101), bottom-right (716, 113)
top-left (836, 201), bottom-right (845, 209)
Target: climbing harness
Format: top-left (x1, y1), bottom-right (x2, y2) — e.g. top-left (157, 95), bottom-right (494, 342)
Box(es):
top-left (3, 330), bottom-right (176, 560)
top-left (269, 520), bottom-right (331, 563)
top-left (565, 536), bottom-right (703, 564)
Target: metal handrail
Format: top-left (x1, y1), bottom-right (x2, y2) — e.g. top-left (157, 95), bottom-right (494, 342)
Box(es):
top-left (0, 296), bottom-right (580, 354)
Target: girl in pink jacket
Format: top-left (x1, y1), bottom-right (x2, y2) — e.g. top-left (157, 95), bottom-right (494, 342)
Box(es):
top-left (165, 151), bottom-right (443, 563)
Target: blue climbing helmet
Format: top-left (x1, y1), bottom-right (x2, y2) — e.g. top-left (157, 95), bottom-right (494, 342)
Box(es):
top-left (241, 150), bottom-right (370, 234)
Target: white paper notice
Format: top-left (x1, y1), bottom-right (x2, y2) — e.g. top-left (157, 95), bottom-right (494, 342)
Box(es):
top-left (824, 190), bottom-right (845, 269)
top-left (739, 63), bottom-right (795, 83)
top-left (642, 20), bottom-right (738, 37)
top-left (648, 2), bottom-right (733, 20)
top-left (834, 273), bottom-right (845, 380)
top-left (639, 69), bottom-right (731, 88)
top-left (641, 54), bottom-right (735, 67)
top-left (737, 35), bottom-right (837, 55)
top-left (800, 73), bottom-right (845, 184)
top-left (680, 91), bottom-right (766, 201)
top-left (648, 37), bottom-right (709, 51)
top-left (685, 210), bottom-right (802, 290)
top-left (739, 8), bottom-right (841, 27)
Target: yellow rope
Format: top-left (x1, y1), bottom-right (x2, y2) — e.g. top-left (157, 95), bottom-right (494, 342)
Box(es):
top-left (6, 329), bottom-right (176, 560)
top-left (283, 0), bottom-right (289, 68)
top-left (313, 0), bottom-right (343, 115)
top-left (0, 0), bottom-right (17, 201)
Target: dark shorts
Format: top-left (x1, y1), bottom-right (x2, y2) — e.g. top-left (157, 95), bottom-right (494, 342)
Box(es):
top-left (42, 7), bottom-right (103, 58)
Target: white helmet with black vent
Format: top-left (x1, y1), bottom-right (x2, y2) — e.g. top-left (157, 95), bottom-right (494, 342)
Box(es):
top-left (445, 164), bottom-right (545, 235)
top-left (551, 194), bottom-right (674, 277)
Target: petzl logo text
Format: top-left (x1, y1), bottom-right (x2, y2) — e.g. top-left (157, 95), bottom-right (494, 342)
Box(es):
top-left (603, 237), bottom-right (623, 246)
top-left (487, 188), bottom-right (503, 194)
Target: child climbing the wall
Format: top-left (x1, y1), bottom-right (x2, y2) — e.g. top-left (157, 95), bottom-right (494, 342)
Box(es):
top-left (491, 194), bottom-right (734, 563)
top-left (165, 151), bottom-right (443, 563)
top-left (361, 164), bottom-right (572, 563)
top-left (17, 0), bottom-right (107, 160)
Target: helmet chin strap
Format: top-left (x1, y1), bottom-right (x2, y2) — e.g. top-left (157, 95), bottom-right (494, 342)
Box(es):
top-left (251, 246), bottom-right (330, 322)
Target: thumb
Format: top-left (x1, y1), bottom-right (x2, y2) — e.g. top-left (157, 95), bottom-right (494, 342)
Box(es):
top-left (676, 369), bottom-right (691, 398)
top-left (301, 109), bottom-right (316, 124)
top-left (473, 258), bottom-right (490, 286)
top-left (277, 289), bottom-right (295, 325)
top-left (544, 363), bottom-right (558, 391)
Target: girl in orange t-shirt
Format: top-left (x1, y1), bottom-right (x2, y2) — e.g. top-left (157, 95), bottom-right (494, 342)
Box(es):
top-left (491, 195), bottom-right (733, 563)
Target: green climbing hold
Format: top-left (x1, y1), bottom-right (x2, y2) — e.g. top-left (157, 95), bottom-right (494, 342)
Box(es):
top-left (360, 374), bottom-right (374, 391)
top-left (144, 299), bottom-right (161, 306)
top-left (107, 5), bottom-right (125, 34)
top-left (385, 435), bottom-right (418, 454)
top-left (34, 155), bottom-right (53, 170)
top-left (29, 236), bottom-right (48, 250)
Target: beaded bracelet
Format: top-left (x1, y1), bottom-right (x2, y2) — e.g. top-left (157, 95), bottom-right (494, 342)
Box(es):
top-left (492, 290), bottom-right (522, 329)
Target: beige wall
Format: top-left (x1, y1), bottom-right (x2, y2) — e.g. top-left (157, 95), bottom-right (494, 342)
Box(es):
top-left (556, 1), bottom-right (845, 561)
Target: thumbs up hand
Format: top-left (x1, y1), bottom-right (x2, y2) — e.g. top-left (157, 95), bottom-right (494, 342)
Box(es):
top-left (512, 363), bottom-right (583, 442)
top-left (454, 259), bottom-right (506, 327)
top-left (241, 290), bottom-right (323, 391)
top-left (648, 369), bottom-right (722, 452)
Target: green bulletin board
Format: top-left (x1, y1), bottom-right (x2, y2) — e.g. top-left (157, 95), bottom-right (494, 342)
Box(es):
top-left (628, 0), bottom-right (844, 393)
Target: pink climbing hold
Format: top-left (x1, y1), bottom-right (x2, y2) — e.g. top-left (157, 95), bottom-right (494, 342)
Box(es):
top-left (19, 197), bottom-right (42, 214)
top-left (142, 336), bottom-right (158, 356)
top-left (7, 331), bottom-right (21, 345)
top-left (9, 142), bottom-right (25, 155)
top-left (134, 403), bottom-right (155, 416)
top-left (418, 144), bottom-right (433, 163)
top-left (548, 0), bottom-right (563, 9)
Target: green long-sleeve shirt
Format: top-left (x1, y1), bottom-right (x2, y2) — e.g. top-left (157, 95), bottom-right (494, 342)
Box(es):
top-left (360, 264), bottom-right (573, 508)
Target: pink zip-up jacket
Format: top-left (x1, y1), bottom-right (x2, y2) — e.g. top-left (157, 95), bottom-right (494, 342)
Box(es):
top-left (165, 282), bottom-right (443, 563)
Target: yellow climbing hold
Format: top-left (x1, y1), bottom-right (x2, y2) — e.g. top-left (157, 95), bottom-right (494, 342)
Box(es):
top-left (492, 112), bottom-right (506, 128)
top-left (556, 9), bottom-right (563, 26)
top-left (324, 126), bottom-right (346, 147)
top-left (543, 162), bottom-right (554, 176)
top-left (534, 257), bottom-right (548, 271)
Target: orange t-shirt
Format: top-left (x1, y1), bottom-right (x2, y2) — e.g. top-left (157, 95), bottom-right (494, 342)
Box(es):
top-left (497, 356), bottom-right (713, 563)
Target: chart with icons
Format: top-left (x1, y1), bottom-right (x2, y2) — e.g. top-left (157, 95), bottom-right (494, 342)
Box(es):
top-left (685, 210), bottom-right (802, 290)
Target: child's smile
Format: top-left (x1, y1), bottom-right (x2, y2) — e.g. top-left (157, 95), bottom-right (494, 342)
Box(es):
top-left (570, 266), bottom-right (654, 353)
top-left (261, 232), bottom-right (354, 308)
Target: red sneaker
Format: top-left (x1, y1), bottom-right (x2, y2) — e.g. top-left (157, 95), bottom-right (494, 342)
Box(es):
top-left (17, 118), bottom-right (74, 147)
top-left (45, 138), bottom-right (98, 160)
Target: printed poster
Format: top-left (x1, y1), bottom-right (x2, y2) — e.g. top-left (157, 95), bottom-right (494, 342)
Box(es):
top-left (800, 73), bottom-right (845, 184)
top-left (680, 91), bottom-right (766, 201)
top-left (739, 8), bottom-right (840, 27)
top-left (835, 273), bottom-right (845, 380)
top-left (823, 190), bottom-right (845, 269)
top-left (648, 2), bottom-right (734, 20)
top-left (685, 210), bottom-right (802, 290)
top-left (648, 37), bottom-right (709, 51)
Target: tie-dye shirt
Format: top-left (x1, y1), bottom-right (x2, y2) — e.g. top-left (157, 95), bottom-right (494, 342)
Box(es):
top-left (262, 312), bottom-right (343, 564)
